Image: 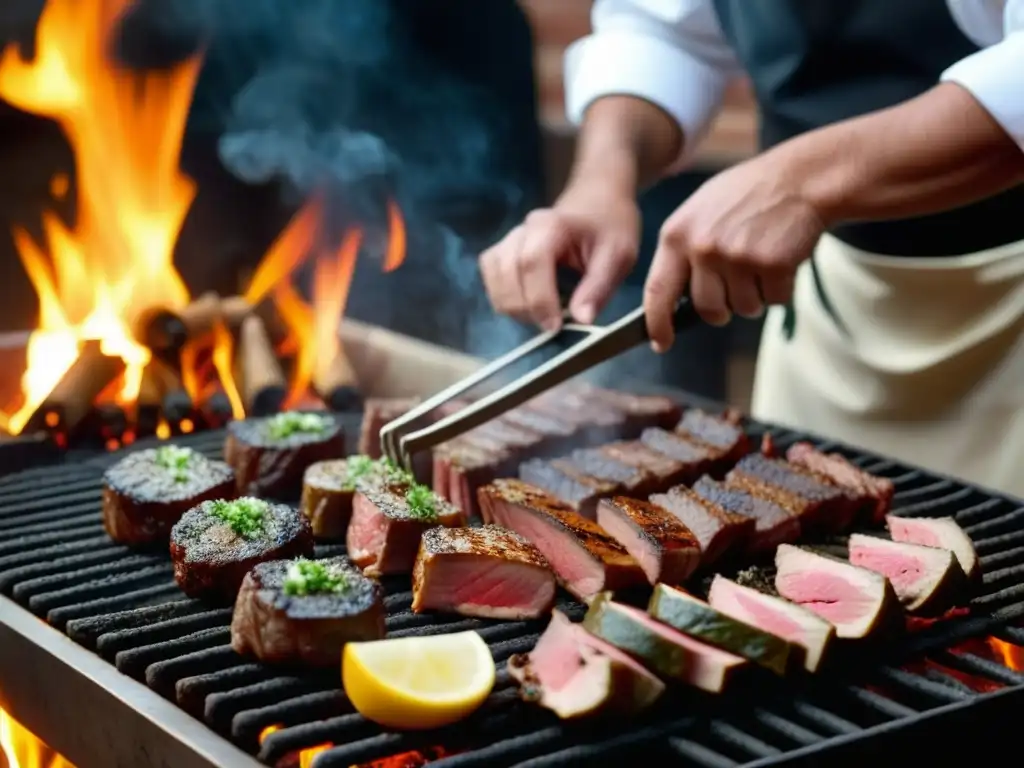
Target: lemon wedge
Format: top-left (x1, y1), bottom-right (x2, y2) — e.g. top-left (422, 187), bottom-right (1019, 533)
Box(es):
top-left (343, 630), bottom-right (495, 730)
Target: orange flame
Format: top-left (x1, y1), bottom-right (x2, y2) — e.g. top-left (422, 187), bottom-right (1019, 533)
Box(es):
top-left (988, 636), bottom-right (1024, 671)
top-left (243, 197), bottom-right (323, 307)
top-left (273, 281), bottom-right (315, 410)
top-left (383, 200), bottom-right (406, 273)
top-left (0, 0), bottom-right (199, 434)
top-left (1, 706), bottom-right (76, 768)
top-left (211, 321), bottom-right (245, 420)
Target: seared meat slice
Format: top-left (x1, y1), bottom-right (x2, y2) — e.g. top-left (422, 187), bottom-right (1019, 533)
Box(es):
top-left (787, 442), bottom-right (894, 524)
top-left (726, 454), bottom-right (858, 533)
top-left (708, 575), bottom-right (836, 673)
top-left (225, 412), bottom-right (345, 498)
top-left (775, 544), bottom-right (903, 640)
top-left (347, 482), bottom-right (465, 576)
top-left (102, 445), bottom-right (235, 546)
top-left (640, 428), bottom-right (716, 483)
top-left (432, 439), bottom-right (514, 518)
top-left (508, 609), bottom-right (664, 720)
top-left (525, 394), bottom-right (625, 444)
top-left (596, 497), bottom-right (701, 585)
top-left (470, 418), bottom-right (545, 454)
top-left (675, 409), bottom-right (751, 469)
top-left (692, 476), bottom-right (800, 554)
top-left (648, 487), bottom-right (754, 567)
top-left (412, 525), bottom-right (555, 619)
top-left (600, 441), bottom-right (693, 491)
top-left (584, 593), bottom-right (747, 693)
top-left (502, 407), bottom-right (577, 454)
top-left (301, 456), bottom-right (410, 540)
top-left (477, 480), bottom-right (646, 601)
top-left (848, 534), bottom-right (968, 616)
top-left (358, 397), bottom-right (420, 458)
top-left (170, 498), bottom-right (314, 603)
top-left (562, 448), bottom-right (655, 494)
top-left (583, 388), bottom-right (683, 432)
top-left (518, 458), bottom-right (619, 520)
top-left (230, 556), bottom-right (385, 666)
top-left (887, 515), bottom-right (981, 585)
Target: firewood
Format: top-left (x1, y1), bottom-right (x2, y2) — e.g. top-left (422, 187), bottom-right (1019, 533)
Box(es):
top-left (236, 315), bottom-right (286, 416)
top-left (26, 340), bottom-right (126, 435)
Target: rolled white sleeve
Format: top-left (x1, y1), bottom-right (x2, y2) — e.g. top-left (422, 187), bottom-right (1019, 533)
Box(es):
top-left (564, 0), bottom-right (744, 171)
top-left (941, 0), bottom-right (1024, 151)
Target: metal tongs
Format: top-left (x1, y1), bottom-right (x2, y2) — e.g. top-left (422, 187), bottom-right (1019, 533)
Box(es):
top-left (380, 300), bottom-right (699, 471)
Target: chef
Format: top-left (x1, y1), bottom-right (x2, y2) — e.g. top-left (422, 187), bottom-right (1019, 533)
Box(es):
top-left (480, 0), bottom-right (1024, 496)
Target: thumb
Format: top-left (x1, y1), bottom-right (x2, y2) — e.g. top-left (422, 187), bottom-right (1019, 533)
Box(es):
top-left (567, 236), bottom-right (636, 324)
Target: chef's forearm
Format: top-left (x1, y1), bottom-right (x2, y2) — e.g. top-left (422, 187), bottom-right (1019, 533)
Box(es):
top-left (773, 83), bottom-right (1024, 225)
top-left (566, 96), bottom-right (684, 197)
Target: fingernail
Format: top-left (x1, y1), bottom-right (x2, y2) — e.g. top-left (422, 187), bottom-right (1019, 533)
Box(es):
top-left (541, 317), bottom-right (562, 332)
top-left (650, 341), bottom-right (666, 354)
top-left (576, 304), bottom-right (596, 324)
top-left (708, 312), bottom-right (732, 328)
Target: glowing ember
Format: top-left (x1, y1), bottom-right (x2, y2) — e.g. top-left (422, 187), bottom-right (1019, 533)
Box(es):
top-left (0, 706), bottom-right (76, 768)
top-left (0, 0), bottom-right (198, 434)
top-left (987, 636), bottom-right (1024, 671)
top-left (210, 322), bottom-right (245, 420)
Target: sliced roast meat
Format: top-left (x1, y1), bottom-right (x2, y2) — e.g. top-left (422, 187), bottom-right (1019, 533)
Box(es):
top-left (675, 409), bottom-right (751, 469)
top-left (518, 458), bottom-right (619, 520)
top-left (887, 515), bottom-right (981, 585)
top-left (501, 407), bottom-right (577, 454)
top-left (508, 609), bottom-right (665, 720)
top-left (726, 454), bottom-right (857, 533)
top-left (600, 441), bottom-right (694, 490)
top-left (170, 498), bottom-right (314, 603)
top-left (412, 525), bottom-right (555, 619)
top-left (102, 445), bottom-right (236, 546)
top-left (692, 476), bottom-right (800, 554)
top-left (596, 497), bottom-right (701, 586)
top-left (225, 412), bottom-right (345, 498)
top-left (562, 448), bottom-right (655, 494)
top-left (433, 439), bottom-right (513, 518)
top-left (477, 479), bottom-right (646, 601)
top-left (708, 575), bottom-right (836, 673)
top-left (358, 397), bottom-right (421, 458)
top-left (347, 482), bottom-right (465, 576)
top-left (230, 556), bottom-right (385, 666)
top-left (787, 442), bottom-right (894, 524)
top-left (648, 487), bottom-right (754, 567)
top-left (775, 544), bottom-right (903, 640)
top-left (640, 428), bottom-right (716, 483)
top-left (583, 388), bottom-right (683, 433)
top-left (648, 584), bottom-right (793, 675)
top-left (848, 533), bottom-right (968, 616)
top-left (583, 593), bottom-right (747, 693)
top-left (301, 456), bottom-right (411, 540)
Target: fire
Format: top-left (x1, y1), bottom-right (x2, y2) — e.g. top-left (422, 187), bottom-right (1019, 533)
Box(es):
top-left (987, 636), bottom-right (1024, 670)
top-left (0, 706), bottom-right (76, 768)
top-left (0, 0), bottom-right (198, 434)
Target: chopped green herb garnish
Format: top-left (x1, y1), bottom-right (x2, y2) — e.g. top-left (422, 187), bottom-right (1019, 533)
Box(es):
top-left (341, 455), bottom-right (413, 491)
top-left (209, 497), bottom-right (268, 538)
top-left (405, 484), bottom-right (438, 521)
top-left (155, 445), bottom-right (194, 483)
top-left (267, 411), bottom-right (333, 439)
top-left (282, 558), bottom-right (350, 596)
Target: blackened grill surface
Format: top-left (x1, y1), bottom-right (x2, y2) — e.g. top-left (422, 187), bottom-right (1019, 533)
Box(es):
top-left (3, 412), bottom-right (1024, 768)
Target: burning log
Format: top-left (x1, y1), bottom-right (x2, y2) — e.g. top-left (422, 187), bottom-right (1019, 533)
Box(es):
top-left (237, 315), bottom-right (287, 416)
top-left (134, 307), bottom-right (188, 364)
top-left (137, 358), bottom-right (178, 436)
top-left (26, 341), bottom-right (126, 436)
top-left (179, 291), bottom-right (253, 339)
top-left (200, 389), bottom-right (235, 429)
top-left (314, 350), bottom-right (362, 412)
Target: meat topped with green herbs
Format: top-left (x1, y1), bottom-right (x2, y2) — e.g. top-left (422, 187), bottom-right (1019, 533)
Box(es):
top-left (170, 497), bottom-right (314, 603)
top-left (230, 556), bottom-right (385, 666)
top-left (301, 456), bottom-right (412, 540)
top-left (102, 445), bottom-right (236, 546)
top-left (224, 411), bottom-right (345, 498)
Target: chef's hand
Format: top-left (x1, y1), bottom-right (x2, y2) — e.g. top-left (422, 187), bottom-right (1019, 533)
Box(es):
top-left (480, 184), bottom-right (640, 331)
top-left (643, 153), bottom-right (828, 351)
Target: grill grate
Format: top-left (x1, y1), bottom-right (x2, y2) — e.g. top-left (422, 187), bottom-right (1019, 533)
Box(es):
top-left (2, 416), bottom-right (1024, 767)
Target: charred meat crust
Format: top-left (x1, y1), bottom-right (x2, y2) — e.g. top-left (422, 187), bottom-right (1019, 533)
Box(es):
top-left (787, 442), bottom-right (894, 523)
top-left (102, 448), bottom-right (236, 546)
top-left (300, 460), bottom-right (356, 540)
top-left (358, 398), bottom-right (420, 458)
top-left (230, 556), bottom-right (386, 666)
top-left (170, 500), bottom-right (314, 603)
top-left (518, 458), bottom-right (618, 518)
top-left (599, 497), bottom-right (700, 553)
top-left (224, 415), bottom-right (345, 498)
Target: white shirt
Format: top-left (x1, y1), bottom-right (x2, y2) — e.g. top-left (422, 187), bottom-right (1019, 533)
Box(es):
top-left (565, 0), bottom-right (1024, 167)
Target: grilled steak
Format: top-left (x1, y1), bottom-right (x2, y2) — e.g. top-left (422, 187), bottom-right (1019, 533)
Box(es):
top-left (600, 441), bottom-right (694, 491)
top-left (230, 556), bottom-right (385, 666)
top-left (508, 609), bottom-right (664, 720)
top-left (102, 445), bottom-right (235, 546)
top-left (708, 575), bottom-right (836, 673)
top-left (596, 497), bottom-right (701, 585)
top-left (692, 476), bottom-right (800, 554)
top-left (170, 498), bottom-right (314, 603)
top-left (358, 397), bottom-right (420, 458)
top-left (347, 482), bottom-right (465, 576)
top-left (433, 439), bottom-right (515, 518)
top-left (225, 412), bottom-right (345, 498)
top-left (525, 394), bottom-right (625, 444)
top-left (301, 457), bottom-right (410, 540)
top-left (583, 593), bottom-right (747, 693)
top-left (648, 584), bottom-right (793, 675)
top-left (775, 544), bottom-right (903, 640)
top-left (518, 458), bottom-right (619, 519)
top-left (848, 533), bottom-right (968, 616)
top-left (583, 388), bottom-right (683, 433)
top-left (562, 448), bottom-right (655, 495)
top-left (886, 515), bottom-right (981, 585)
top-left (787, 442), bottom-right (894, 524)
top-left (648, 487), bottom-right (754, 567)
top-left (675, 409), bottom-right (751, 469)
top-left (477, 479), bottom-right (646, 601)
top-left (726, 454), bottom-right (857, 533)
top-left (502, 407), bottom-right (577, 454)
top-left (639, 428), bottom-right (717, 483)
top-left (412, 525), bottom-right (555, 619)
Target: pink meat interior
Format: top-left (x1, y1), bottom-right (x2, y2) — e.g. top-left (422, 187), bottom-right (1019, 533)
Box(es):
top-left (889, 517), bottom-right (941, 548)
top-left (597, 505), bottom-right (660, 583)
top-left (776, 571), bottom-right (875, 624)
top-left (428, 555), bottom-right (554, 612)
top-left (347, 494), bottom-right (388, 560)
top-left (733, 590), bottom-right (804, 638)
top-left (849, 547), bottom-right (924, 593)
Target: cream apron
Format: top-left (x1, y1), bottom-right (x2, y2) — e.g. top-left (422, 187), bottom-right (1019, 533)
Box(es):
top-left (752, 233), bottom-right (1024, 499)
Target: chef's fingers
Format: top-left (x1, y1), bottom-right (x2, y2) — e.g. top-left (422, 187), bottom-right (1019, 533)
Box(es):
top-left (480, 226), bottom-right (525, 317)
top-left (690, 263), bottom-right (732, 327)
top-left (723, 265), bottom-right (764, 319)
top-left (518, 211), bottom-right (573, 330)
top-left (569, 235), bottom-right (636, 325)
top-left (757, 269), bottom-right (797, 306)
top-left (643, 236), bottom-right (691, 352)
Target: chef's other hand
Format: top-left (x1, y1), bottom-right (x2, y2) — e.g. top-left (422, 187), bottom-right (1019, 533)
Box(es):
top-left (643, 154), bottom-right (827, 351)
top-left (481, 185), bottom-right (640, 331)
